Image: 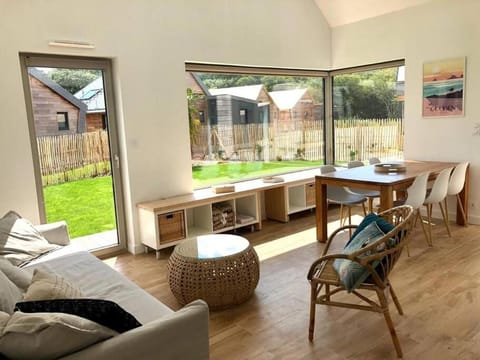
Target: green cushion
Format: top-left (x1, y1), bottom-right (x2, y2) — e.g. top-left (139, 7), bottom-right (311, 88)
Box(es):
top-left (347, 212), bottom-right (394, 246)
top-left (333, 221), bottom-right (386, 292)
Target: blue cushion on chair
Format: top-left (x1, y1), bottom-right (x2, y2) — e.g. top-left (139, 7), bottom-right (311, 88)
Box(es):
top-left (333, 222), bottom-right (386, 292)
top-left (347, 212), bottom-right (394, 246)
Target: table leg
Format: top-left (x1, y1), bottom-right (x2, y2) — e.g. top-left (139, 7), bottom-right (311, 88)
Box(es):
top-left (457, 164), bottom-right (469, 225)
top-left (379, 185), bottom-right (394, 212)
top-left (315, 178), bottom-right (327, 243)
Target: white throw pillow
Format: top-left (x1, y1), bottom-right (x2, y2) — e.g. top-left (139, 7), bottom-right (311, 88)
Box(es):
top-left (0, 257), bottom-right (33, 291)
top-left (0, 271), bottom-right (23, 314)
top-left (23, 268), bottom-right (83, 301)
top-left (0, 311), bottom-right (117, 360)
top-left (0, 211), bottom-right (60, 266)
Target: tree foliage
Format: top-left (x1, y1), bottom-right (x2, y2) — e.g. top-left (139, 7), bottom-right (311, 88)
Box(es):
top-left (198, 67), bottom-right (402, 119)
top-left (47, 69), bottom-right (101, 94)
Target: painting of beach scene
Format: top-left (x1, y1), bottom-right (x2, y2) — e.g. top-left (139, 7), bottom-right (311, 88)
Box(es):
top-left (423, 57), bottom-right (465, 117)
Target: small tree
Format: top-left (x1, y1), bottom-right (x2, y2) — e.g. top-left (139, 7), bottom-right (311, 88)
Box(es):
top-left (186, 88), bottom-right (203, 155)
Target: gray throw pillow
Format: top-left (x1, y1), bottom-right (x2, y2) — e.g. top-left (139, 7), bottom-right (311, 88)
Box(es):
top-left (0, 258), bottom-right (33, 291)
top-left (0, 271), bottom-right (23, 314)
top-left (0, 211), bottom-right (60, 267)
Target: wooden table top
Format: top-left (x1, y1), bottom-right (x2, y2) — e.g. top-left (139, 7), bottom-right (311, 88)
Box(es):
top-left (315, 160), bottom-right (458, 187)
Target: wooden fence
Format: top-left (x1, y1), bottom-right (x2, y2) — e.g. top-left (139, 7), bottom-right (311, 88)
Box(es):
top-left (37, 131), bottom-right (111, 186)
top-left (192, 118), bottom-right (404, 162)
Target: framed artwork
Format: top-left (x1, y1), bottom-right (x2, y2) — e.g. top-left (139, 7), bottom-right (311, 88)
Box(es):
top-left (423, 57), bottom-right (465, 117)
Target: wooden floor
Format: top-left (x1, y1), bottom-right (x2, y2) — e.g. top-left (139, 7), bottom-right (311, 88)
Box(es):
top-left (106, 209), bottom-right (480, 359)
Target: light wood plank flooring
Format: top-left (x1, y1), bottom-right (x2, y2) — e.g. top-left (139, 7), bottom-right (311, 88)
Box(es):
top-left (105, 210), bottom-right (480, 359)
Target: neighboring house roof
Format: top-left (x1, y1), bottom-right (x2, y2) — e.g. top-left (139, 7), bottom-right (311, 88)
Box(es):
top-left (28, 68), bottom-right (87, 112)
top-left (209, 85), bottom-right (264, 101)
top-left (28, 68), bottom-right (87, 133)
top-left (269, 89), bottom-right (309, 110)
top-left (74, 77), bottom-right (105, 113)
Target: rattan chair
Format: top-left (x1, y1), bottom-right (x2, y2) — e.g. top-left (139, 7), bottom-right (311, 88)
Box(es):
top-left (307, 205), bottom-right (415, 358)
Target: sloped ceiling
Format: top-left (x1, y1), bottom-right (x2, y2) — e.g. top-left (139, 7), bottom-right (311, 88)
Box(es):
top-left (314, 0), bottom-right (439, 27)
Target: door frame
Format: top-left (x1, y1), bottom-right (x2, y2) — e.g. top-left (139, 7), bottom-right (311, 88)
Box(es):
top-left (19, 53), bottom-right (127, 255)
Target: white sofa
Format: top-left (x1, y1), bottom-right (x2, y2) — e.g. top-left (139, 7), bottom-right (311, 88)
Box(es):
top-left (4, 221), bottom-right (210, 360)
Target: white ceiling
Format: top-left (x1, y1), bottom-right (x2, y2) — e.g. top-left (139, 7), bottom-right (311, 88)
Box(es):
top-left (314, 0), bottom-right (439, 27)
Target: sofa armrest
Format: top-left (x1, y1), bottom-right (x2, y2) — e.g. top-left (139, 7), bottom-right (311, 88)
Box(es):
top-left (62, 300), bottom-right (210, 360)
top-left (35, 221), bottom-right (71, 246)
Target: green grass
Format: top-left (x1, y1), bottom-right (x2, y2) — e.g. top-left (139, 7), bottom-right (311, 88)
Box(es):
top-left (43, 161), bottom-right (322, 237)
top-left (43, 176), bottom-right (116, 239)
top-left (192, 160), bottom-right (324, 188)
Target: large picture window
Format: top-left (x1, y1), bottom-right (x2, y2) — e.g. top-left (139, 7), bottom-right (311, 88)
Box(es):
top-left (332, 63), bottom-right (405, 164)
top-left (186, 67), bottom-right (326, 188)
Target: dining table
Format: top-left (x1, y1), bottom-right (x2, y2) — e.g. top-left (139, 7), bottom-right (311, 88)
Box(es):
top-left (315, 160), bottom-right (469, 242)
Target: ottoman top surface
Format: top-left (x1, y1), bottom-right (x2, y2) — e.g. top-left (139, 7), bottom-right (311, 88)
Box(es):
top-left (174, 234), bottom-right (250, 259)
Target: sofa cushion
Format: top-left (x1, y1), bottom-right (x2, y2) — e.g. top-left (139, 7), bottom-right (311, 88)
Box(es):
top-left (0, 211), bottom-right (59, 266)
top-left (25, 249), bottom-right (174, 324)
top-left (0, 311), bottom-right (117, 360)
top-left (0, 271), bottom-right (23, 314)
top-left (0, 257), bottom-right (33, 291)
top-left (333, 222), bottom-right (386, 292)
top-left (16, 299), bottom-right (142, 333)
top-left (23, 268), bottom-right (83, 301)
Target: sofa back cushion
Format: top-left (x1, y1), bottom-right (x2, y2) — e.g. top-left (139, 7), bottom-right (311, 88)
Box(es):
top-left (0, 211), bottom-right (60, 267)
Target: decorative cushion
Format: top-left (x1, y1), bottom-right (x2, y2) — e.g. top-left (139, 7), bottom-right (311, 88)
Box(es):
top-left (23, 268), bottom-right (83, 301)
top-left (0, 271), bottom-right (23, 314)
top-left (333, 222), bottom-right (386, 292)
top-left (15, 299), bottom-right (142, 333)
top-left (0, 257), bottom-right (33, 291)
top-left (0, 211), bottom-right (60, 267)
top-left (347, 212), bottom-right (394, 246)
top-left (0, 311), bottom-right (117, 360)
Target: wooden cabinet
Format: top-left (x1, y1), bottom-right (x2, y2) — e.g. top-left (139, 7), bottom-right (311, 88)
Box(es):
top-left (265, 181), bottom-right (316, 222)
top-left (138, 168), bottom-right (321, 258)
top-left (138, 191), bottom-right (261, 258)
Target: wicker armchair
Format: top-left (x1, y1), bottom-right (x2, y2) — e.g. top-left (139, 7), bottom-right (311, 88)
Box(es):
top-left (307, 205), bottom-right (414, 358)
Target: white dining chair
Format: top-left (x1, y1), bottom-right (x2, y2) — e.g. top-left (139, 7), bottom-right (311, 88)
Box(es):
top-left (445, 162), bottom-right (469, 226)
top-left (346, 160), bottom-right (381, 212)
top-left (423, 167), bottom-right (454, 244)
top-left (394, 172), bottom-right (431, 253)
top-left (320, 165), bottom-right (367, 225)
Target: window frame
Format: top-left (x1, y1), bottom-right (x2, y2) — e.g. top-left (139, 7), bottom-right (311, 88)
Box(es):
top-left (56, 111), bottom-right (69, 131)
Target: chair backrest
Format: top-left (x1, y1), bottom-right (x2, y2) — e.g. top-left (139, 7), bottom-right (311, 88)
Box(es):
top-left (424, 167), bottom-right (454, 204)
top-left (447, 162), bottom-right (469, 196)
top-left (347, 160), bottom-right (364, 168)
top-left (405, 172), bottom-right (429, 209)
top-left (369, 157), bottom-right (381, 164)
top-left (348, 205), bottom-right (414, 286)
top-left (320, 165), bottom-right (336, 174)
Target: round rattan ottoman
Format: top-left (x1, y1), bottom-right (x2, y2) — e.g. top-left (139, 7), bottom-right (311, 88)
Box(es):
top-left (167, 234), bottom-right (260, 310)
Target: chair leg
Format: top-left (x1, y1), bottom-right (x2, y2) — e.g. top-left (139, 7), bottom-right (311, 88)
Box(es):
top-left (417, 209), bottom-right (431, 247)
top-left (389, 284), bottom-right (403, 316)
top-left (362, 202), bottom-right (367, 216)
top-left (309, 284), bottom-right (317, 341)
top-left (339, 204), bottom-right (345, 226)
top-left (348, 207), bottom-right (352, 226)
top-left (368, 197), bottom-right (373, 213)
top-left (438, 200), bottom-right (451, 237)
top-left (377, 288), bottom-right (403, 358)
top-left (456, 194), bottom-right (468, 226)
top-left (426, 204), bottom-right (433, 246)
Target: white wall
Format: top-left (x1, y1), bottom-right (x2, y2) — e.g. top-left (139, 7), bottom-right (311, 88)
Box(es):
top-left (332, 0), bottom-right (480, 224)
top-left (0, 0), bottom-right (331, 253)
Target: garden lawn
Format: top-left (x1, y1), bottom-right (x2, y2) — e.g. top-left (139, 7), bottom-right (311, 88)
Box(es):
top-left (43, 176), bottom-right (116, 239)
top-left (192, 160), bottom-right (323, 188)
